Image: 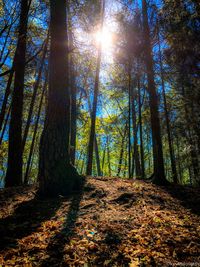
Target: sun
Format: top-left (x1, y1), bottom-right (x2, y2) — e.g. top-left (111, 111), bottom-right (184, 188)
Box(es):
top-left (94, 27), bottom-right (113, 49)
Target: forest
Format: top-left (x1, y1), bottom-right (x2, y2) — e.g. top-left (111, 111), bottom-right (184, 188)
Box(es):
top-left (0, 0), bottom-right (200, 266)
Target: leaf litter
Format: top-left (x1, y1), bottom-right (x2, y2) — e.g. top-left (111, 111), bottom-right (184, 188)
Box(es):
top-left (0, 177), bottom-right (200, 266)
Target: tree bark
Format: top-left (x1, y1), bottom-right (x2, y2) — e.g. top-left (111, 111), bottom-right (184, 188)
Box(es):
top-left (117, 122), bottom-right (128, 177)
top-left (24, 76), bottom-right (47, 184)
top-left (158, 30), bottom-right (178, 183)
top-left (68, 18), bottom-right (77, 165)
top-left (38, 0), bottom-right (80, 197)
top-left (5, 0), bottom-right (30, 187)
top-left (22, 40), bottom-right (48, 152)
top-left (0, 105), bottom-right (11, 147)
top-left (131, 92), bottom-right (141, 178)
top-left (142, 0), bottom-right (167, 185)
top-left (0, 69), bottom-right (14, 132)
top-left (106, 135), bottom-right (111, 177)
top-left (95, 135), bottom-right (102, 176)
top-left (128, 71), bottom-right (132, 178)
top-left (138, 78), bottom-right (145, 178)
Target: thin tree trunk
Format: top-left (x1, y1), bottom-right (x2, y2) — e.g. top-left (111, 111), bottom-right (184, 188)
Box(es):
top-left (5, 0), bottom-right (30, 187)
top-left (0, 69), bottom-right (14, 132)
top-left (158, 30), bottom-right (178, 183)
top-left (181, 82), bottom-right (200, 182)
top-left (175, 136), bottom-right (182, 183)
top-left (68, 17), bottom-right (77, 165)
top-left (142, 0), bottom-right (167, 185)
top-left (138, 78), bottom-right (145, 178)
top-left (132, 94), bottom-right (141, 178)
top-left (123, 140), bottom-right (128, 178)
top-left (128, 70), bottom-right (131, 178)
top-left (0, 105), bottom-right (11, 147)
top-left (22, 40), bottom-right (48, 152)
top-left (86, 0), bottom-right (105, 175)
top-left (117, 122), bottom-right (128, 177)
top-left (102, 143), bottom-right (106, 175)
top-left (87, 85), bottom-right (102, 176)
top-left (80, 155), bottom-right (85, 174)
top-left (107, 135), bottom-right (111, 177)
top-left (24, 77), bottom-right (47, 184)
top-left (95, 136), bottom-right (102, 176)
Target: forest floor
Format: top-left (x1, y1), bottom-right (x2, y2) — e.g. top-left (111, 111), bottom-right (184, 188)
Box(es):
top-left (0, 177), bottom-right (200, 267)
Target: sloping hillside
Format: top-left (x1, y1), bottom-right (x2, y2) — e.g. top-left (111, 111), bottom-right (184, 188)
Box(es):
top-left (0, 177), bottom-right (200, 266)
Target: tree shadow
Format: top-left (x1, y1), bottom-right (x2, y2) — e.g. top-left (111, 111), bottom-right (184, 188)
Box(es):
top-left (40, 180), bottom-right (86, 267)
top-left (161, 184), bottom-right (200, 216)
top-left (0, 195), bottom-right (62, 251)
top-left (0, 185), bottom-right (34, 211)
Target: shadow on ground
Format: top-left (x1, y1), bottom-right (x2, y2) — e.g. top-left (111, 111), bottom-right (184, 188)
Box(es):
top-left (162, 184), bottom-right (200, 216)
top-left (0, 195), bottom-right (62, 251)
top-left (40, 180), bottom-right (86, 267)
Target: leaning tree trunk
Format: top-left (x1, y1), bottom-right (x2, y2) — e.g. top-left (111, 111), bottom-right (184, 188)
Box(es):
top-left (38, 0), bottom-right (80, 197)
top-left (142, 0), bottom-right (167, 185)
top-left (5, 0), bottom-right (30, 187)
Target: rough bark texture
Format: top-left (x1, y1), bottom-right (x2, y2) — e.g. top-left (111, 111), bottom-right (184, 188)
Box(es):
top-left (38, 0), bottom-right (81, 197)
top-left (5, 0), bottom-right (29, 187)
top-left (142, 0), bottom-right (167, 185)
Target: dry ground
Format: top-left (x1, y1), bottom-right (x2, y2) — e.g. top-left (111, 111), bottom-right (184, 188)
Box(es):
top-left (0, 177), bottom-right (200, 266)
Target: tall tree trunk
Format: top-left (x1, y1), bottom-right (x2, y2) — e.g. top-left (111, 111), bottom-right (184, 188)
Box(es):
top-left (128, 71), bottom-right (132, 178)
top-left (87, 86), bottom-right (102, 176)
top-left (0, 69), bottom-right (14, 132)
top-left (142, 0), bottom-right (167, 185)
top-left (138, 78), bottom-right (145, 178)
top-left (22, 40), bottom-right (48, 152)
top-left (68, 19), bottom-right (77, 165)
top-left (86, 0), bottom-right (105, 175)
top-left (181, 81), bottom-right (200, 183)
top-left (38, 0), bottom-right (80, 197)
top-left (117, 122), bottom-right (128, 177)
top-left (5, 0), bottom-right (30, 187)
top-left (106, 135), bottom-right (111, 177)
top-left (123, 140), bottom-right (128, 178)
top-left (102, 143), bottom-right (106, 175)
top-left (0, 105), bottom-right (11, 147)
top-left (24, 76), bottom-right (47, 184)
top-left (175, 136), bottom-right (182, 183)
top-left (94, 135), bottom-right (102, 176)
top-left (132, 93), bottom-right (141, 178)
top-left (158, 30), bottom-right (178, 183)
